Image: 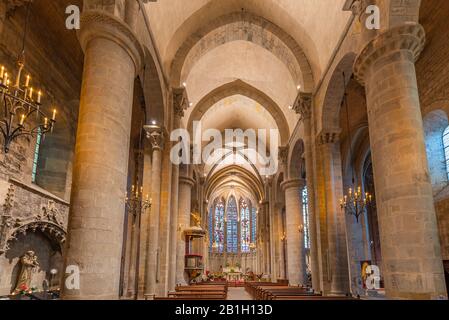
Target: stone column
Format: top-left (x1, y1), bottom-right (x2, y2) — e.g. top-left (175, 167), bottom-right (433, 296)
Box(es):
top-left (354, 24), bottom-right (447, 299)
top-left (295, 93), bottom-right (320, 292)
top-left (275, 203), bottom-right (286, 279)
top-left (168, 88), bottom-right (188, 291)
top-left (281, 179), bottom-right (307, 286)
top-left (176, 172), bottom-right (195, 285)
top-left (143, 125), bottom-right (164, 299)
top-left (318, 131), bottom-right (350, 295)
top-left (124, 0), bottom-right (139, 31)
top-left (61, 11), bottom-right (143, 300)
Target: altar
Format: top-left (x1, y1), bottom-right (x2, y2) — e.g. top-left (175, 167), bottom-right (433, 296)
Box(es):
top-left (223, 267), bottom-right (243, 281)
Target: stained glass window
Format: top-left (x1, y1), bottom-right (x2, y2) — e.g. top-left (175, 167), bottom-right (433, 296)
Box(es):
top-left (226, 196), bottom-right (238, 253)
top-left (302, 187), bottom-right (310, 249)
top-left (214, 199), bottom-right (225, 253)
top-left (443, 126), bottom-right (449, 179)
top-left (251, 207), bottom-right (257, 244)
top-left (209, 206), bottom-right (214, 253)
top-left (240, 199), bottom-right (250, 253)
top-left (31, 127), bottom-right (42, 183)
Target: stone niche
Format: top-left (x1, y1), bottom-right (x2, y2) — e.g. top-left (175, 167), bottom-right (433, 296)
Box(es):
top-left (0, 231), bottom-right (63, 295)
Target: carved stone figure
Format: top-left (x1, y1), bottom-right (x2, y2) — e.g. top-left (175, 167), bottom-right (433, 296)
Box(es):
top-left (13, 251), bottom-right (39, 293)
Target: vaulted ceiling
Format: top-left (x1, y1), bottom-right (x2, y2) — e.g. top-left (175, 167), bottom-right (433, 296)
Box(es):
top-left (143, 0), bottom-right (351, 203)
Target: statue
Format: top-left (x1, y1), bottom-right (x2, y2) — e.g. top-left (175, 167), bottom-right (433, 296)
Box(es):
top-left (190, 212), bottom-right (201, 228)
top-left (13, 251), bottom-right (39, 293)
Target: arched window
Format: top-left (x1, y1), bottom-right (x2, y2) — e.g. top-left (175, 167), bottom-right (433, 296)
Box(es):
top-left (214, 199), bottom-right (225, 253)
top-left (226, 196), bottom-right (238, 253)
top-left (209, 206), bottom-right (214, 253)
top-left (251, 207), bottom-right (257, 244)
top-left (31, 128), bottom-right (43, 183)
top-left (443, 126), bottom-right (449, 179)
top-left (240, 199), bottom-right (250, 253)
top-left (302, 187), bottom-right (310, 249)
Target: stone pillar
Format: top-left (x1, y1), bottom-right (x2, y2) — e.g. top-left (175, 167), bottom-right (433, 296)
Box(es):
top-left (281, 179), bottom-right (307, 286)
top-left (168, 88), bottom-right (188, 291)
top-left (275, 203), bottom-right (286, 279)
top-left (295, 93), bottom-right (320, 292)
top-left (143, 125), bottom-right (165, 299)
top-left (124, 0), bottom-right (139, 31)
top-left (354, 24), bottom-right (447, 299)
top-left (61, 11), bottom-right (143, 300)
top-left (176, 172), bottom-right (195, 285)
top-left (318, 131), bottom-right (350, 295)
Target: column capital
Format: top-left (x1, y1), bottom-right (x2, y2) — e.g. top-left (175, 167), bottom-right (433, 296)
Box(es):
top-left (281, 179), bottom-right (306, 192)
top-left (293, 92), bottom-right (313, 120)
top-left (173, 87), bottom-right (190, 119)
top-left (144, 124), bottom-right (165, 151)
top-left (78, 10), bottom-right (144, 75)
top-left (278, 146), bottom-right (289, 165)
top-left (179, 176), bottom-right (195, 187)
top-left (316, 129), bottom-right (341, 145)
top-left (354, 23), bottom-right (426, 85)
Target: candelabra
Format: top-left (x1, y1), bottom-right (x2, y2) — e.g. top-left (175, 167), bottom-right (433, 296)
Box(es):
top-left (340, 186), bottom-right (372, 222)
top-left (0, 2), bottom-right (56, 154)
top-left (125, 185), bottom-right (152, 218)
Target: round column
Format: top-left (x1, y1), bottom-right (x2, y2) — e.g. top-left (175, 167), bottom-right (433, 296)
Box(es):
top-left (281, 179), bottom-right (307, 286)
top-left (143, 125), bottom-right (164, 299)
top-left (354, 24), bottom-right (447, 299)
top-left (176, 174), bottom-right (195, 285)
top-left (61, 11), bottom-right (143, 300)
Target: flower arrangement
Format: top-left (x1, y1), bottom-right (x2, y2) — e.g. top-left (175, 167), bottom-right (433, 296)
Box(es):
top-left (13, 284), bottom-right (37, 296)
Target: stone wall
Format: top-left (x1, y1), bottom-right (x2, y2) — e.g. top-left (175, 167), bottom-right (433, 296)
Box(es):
top-left (417, 0), bottom-right (449, 261)
top-left (0, 178), bottom-right (69, 296)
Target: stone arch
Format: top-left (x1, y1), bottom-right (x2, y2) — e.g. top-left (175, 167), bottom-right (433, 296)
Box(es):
top-left (288, 139), bottom-right (305, 180)
top-left (170, 11), bottom-right (314, 91)
top-left (187, 80), bottom-right (290, 145)
top-left (142, 46), bottom-right (166, 125)
top-left (321, 52), bottom-right (357, 132)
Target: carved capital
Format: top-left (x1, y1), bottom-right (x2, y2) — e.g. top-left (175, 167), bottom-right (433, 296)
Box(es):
top-left (278, 146), bottom-right (289, 165)
top-left (281, 179), bottom-right (306, 192)
top-left (144, 125), bottom-right (165, 151)
top-left (78, 10), bottom-right (144, 75)
top-left (354, 23), bottom-right (426, 85)
top-left (317, 129), bottom-right (341, 145)
top-left (293, 92), bottom-right (313, 120)
top-left (173, 87), bottom-right (189, 119)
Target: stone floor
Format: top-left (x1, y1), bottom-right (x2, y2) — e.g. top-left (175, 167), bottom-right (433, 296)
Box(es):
top-left (227, 287), bottom-right (253, 300)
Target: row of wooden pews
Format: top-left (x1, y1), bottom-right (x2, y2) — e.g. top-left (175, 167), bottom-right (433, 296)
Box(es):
top-left (245, 282), bottom-right (357, 301)
top-left (155, 282), bottom-right (228, 300)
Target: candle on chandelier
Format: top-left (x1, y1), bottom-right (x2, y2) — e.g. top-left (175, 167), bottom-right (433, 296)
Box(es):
top-left (52, 109), bottom-right (56, 121)
top-left (37, 91), bottom-right (42, 104)
top-left (29, 87), bottom-right (33, 100)
top-left (25, 75), bottom-right (30, 87)
top-left (4, 72), bottom-right (8, 85)
top-left (44, 117), bottom-right (48, 129)
top-left (0, 66), bottom-right (4, 79)
top-left (20, 114), bottom-right (25, 126)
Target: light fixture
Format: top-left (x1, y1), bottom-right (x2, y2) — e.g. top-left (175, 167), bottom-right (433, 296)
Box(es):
top-left (125, 184), bottom-right (152, 218)
top-left (182, 82), bottom-right (187, 88)
top-left (298, 224), bottom-right (304, 233)
top-left (297, 85), bottom-right (301, 90)
top-left (339, 72), bottom-right (372, 222)
top-left (189, 102), bottom-right (193, 107)
top-left (0, 2), bottom-right (56, 153)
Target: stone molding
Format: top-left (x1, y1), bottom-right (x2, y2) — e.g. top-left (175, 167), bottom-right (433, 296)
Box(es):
top-left (78, 10), bottom-right (144, 75)
top-left (317, 129), bottom-right (341, 145)
top-left (354, 23), bottom-right (426, 85)
top-left (293, 92), bottom-right (313, 120)
top-left (0, 182), bottom-right (68, 255)
top-left (144, 125), bottom-right (165, 151)
top-left (281, 178), bottom-right (306, 192)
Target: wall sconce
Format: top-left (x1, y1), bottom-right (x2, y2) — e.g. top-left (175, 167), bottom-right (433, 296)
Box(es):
top-left (298, 224), bottom-right (304, 234)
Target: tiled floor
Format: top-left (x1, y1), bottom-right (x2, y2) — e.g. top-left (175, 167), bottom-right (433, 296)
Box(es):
top-left (227, 287), bottom-right (253, 300)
